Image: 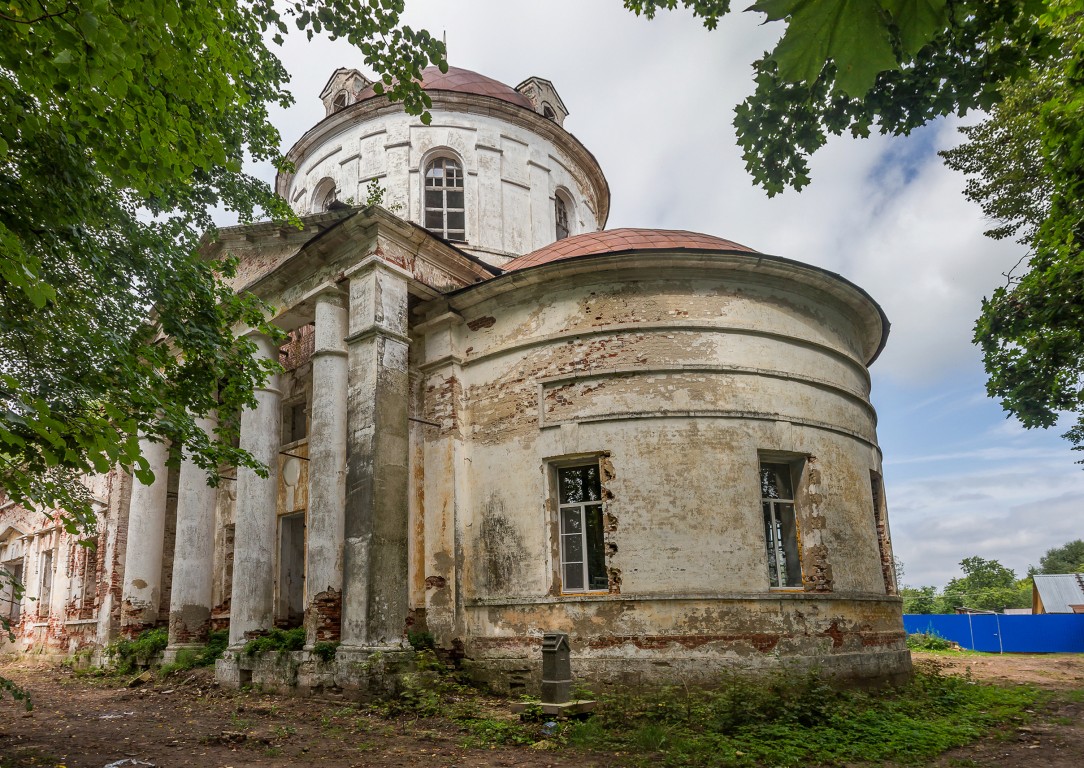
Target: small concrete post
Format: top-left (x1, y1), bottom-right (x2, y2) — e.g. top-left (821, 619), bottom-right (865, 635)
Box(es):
top-left (541, 631), bottom-right (572, 705)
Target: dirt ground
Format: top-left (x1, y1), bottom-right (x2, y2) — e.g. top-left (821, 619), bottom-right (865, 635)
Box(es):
top-left (0, 652), bottom-right (1081, 768)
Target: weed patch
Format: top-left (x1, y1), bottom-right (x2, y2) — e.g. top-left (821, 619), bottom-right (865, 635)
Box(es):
top-left (907, 631), bottom-right (953, 651)
top-left (242, 627), bottom-right (305, 657)
top-left (312, 640), bottom-right (339, 663)
top-left (560, 662), bottom-right (1038, 766)
top-left (105, 628), bottom-right (168, 674)
top-left (159, 630), bottom-right (229, 675)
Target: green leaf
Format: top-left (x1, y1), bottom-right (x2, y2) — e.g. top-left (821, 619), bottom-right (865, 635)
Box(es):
top-left (753, 0), bottom-right (899, 96)
top-left (881, 0), bottom-right (949, 57)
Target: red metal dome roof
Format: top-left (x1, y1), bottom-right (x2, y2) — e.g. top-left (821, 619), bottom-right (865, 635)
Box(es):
top-left (503, 228), bottom-right (759, 272)
top-left (357, 65), bottom-right (533, 109)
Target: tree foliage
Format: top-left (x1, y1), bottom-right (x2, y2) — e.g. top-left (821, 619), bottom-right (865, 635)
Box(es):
top-left (961, 10), bottom-right (1084, 456)
top-left (902, 557), bottom-right (1033, 613)
top-left (1034, 539), bottom-right (1084, 574)
top-left (941, 557), bottom-right (1032, 612)
top-left (0, 0), bottom-right (443, 704)
top-left (0, 1), bottom-right (444, 532)
top-left (625, 1), bottom-right (1055, 193)
top-left (900, 585), bottom-right (939, 614)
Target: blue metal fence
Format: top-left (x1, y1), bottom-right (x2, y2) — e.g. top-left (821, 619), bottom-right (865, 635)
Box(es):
top-left (903, 614), bottom-right (1084, 653)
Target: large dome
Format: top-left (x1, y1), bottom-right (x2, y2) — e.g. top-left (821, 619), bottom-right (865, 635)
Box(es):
top-left (356, 65), bottom-right (533, 109)
top-left (503, 228), bottom-right (759, 272)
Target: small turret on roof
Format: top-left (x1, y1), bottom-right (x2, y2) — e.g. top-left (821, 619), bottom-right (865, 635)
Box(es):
top-left (515, 76), bottom-right (568, 126)
top-left (320, 68), bottom-right (373, 116)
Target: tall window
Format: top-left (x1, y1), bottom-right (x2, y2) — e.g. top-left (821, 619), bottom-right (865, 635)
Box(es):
top-left (424, 157), bottom-right (465, 241)
top-left (761, 461), bottom-right (802, 588)
top-left (557, 464), bottom-right (607, 592)
top-left (555, 193), bottom-right (570, 241)
top-left (2, 561), bottom-right (22, 624)
top-left (38, 549), bottom-right (53, 617)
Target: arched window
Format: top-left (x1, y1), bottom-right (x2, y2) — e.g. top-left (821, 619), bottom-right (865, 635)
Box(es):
top-left (312, 177), bottom-right (337, 212)
top-left (542, 102), bottom-right (557, 121)
top-left (332, 91), bottom-right (348, 111)
top-left (555, 191), bottom-right (572, 241)
top-left (424, 156), bottom-right (465, 241)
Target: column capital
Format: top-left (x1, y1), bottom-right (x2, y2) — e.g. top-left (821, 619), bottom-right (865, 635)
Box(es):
top-left (343, 255), bottom-right (413, 283)
top-left (299, 281), bottom-right (348, 309)
top-left (344, 325), bottom-right (411, 347)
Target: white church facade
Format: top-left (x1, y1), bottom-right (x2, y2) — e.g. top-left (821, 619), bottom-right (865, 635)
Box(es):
top-left (1, 66), bottom-right (910, 690)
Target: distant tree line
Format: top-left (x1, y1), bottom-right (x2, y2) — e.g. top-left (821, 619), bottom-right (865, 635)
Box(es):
top-left (900, 540), bottom-right (1084, 614)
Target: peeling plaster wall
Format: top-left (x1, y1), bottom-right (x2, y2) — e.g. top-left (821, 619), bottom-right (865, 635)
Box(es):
top-left (1, 471), bottom-right (128, 657)
top-left (283, 105), bottom-right (602, 265)
top-left (416, 257), bottom-right (908, 686)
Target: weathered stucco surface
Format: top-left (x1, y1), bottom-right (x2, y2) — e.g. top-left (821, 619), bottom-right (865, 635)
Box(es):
top-left (1, 65), bottom-right (908, 691)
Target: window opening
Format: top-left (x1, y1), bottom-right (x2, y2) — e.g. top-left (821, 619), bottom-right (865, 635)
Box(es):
top-left (542, 103), bottom-right (556, 121)
top-left (332, 92), bottom-right (347, 111)
top-left (38, 549), bottom-right (53, 617)
top-left (555, 194), bottom-right (570, 241)
top-left (312, 178), bottom-right (337, 212)
top-left (282, 401), bottom-right (307, 445)
top-left (557, 464), bottom-right (607, 592)
top-left (424, 157), bottom-right (465, 241)
top-left (761, 462), bottom-right (802, 588)
top-left (276, 513), bottom-right (305, 628)
top-left (317, 186), bottom-right (336, 211)
top-left (2, 560), bottom-right (22, 624)
top-left (81, 544), bottom-right (98, 612)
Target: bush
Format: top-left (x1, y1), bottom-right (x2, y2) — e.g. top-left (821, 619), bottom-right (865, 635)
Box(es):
top-left (159, 629), bottom-right (230, 675)
top-left (907, 631), bottom-right (954, 651)
top-left (313, 641), bottom-right (339, 663)
top-left (106, 628), bottom-right (168, 674)
top-left (242, 627), bottom-right (305, 657)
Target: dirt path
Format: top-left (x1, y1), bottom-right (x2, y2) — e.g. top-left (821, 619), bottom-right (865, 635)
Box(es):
top-left (0, 661), bottom-right (614, 768)
top-left (914, 652), bottom-right (1084, 768)
top-left (0, 653), bottom-right (1081, 767)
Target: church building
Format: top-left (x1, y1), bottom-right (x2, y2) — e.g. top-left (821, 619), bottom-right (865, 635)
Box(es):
top-left (0, 65), bottom-right (910, 691)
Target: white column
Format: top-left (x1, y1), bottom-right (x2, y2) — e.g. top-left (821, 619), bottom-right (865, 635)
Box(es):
top-left (120, 437), bottom-right (170, 634)
top-left (168, 412), bottom-right (219, 648)
top-left (305, 289), bottom-right (348, 645)
top-left (342, 260), bottom-right (411, 647)
top-left (229, 334), bottom-right (283, 647)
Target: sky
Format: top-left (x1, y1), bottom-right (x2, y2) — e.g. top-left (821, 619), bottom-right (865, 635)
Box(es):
top-left (245, 0), bottom-right (1084, 589)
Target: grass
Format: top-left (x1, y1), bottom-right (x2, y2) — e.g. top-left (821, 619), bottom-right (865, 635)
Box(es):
top-left (555, 661), bottom-right (1039, 767)
top-left (159, 629), bottom-right (230, 675)
top-left (357, 649), bottom-right (1043, 764)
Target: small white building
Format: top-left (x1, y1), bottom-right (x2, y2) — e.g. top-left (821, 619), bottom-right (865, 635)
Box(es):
top-left (1, 65), bottom-right (910, 691)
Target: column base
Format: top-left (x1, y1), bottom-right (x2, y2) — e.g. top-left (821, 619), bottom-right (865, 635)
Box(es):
top-left (214, 645), bottom-right (414, 698)
top-left (162, 643), bottom-right (204, 665)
